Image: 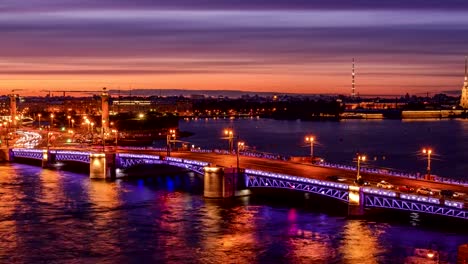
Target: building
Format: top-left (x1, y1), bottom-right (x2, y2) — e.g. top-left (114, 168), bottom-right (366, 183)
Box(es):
top-left (460, 56), bottom-right (468, 109)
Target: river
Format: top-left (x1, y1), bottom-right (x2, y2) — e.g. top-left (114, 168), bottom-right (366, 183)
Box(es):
top-left (179, 118), bottom-right (468, 179)
top-left (0, 164), bottom-right (466, 263)
top-left (1, 118), bottom-right (467, 263)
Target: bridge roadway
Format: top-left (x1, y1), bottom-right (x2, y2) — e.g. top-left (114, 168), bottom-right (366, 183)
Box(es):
top-left (119, 149), bottom-right (468, 196)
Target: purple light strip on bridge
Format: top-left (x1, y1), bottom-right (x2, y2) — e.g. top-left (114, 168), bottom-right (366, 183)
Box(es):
top-left (118, 153), bottom-right (160, 159)
top-left (245, 169), bottom-right (349, 190)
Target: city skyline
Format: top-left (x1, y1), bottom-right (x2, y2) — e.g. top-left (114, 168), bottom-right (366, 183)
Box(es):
top-left (1, 0), bottom-right (468, 96)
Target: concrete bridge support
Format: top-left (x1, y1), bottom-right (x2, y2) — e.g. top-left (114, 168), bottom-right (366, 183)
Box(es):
top-left (203, 167), bottom-right (250, 198)
top-left (0, 148), bottom-right (12, 162)
top-left (90, 153), bottom-right (106, 179)
top-left (42, 149), bottom-right (49, 168)
top-left (89, 153), bottom-right (116, 179)
top-left (348, 186), bottom-right (365, 217)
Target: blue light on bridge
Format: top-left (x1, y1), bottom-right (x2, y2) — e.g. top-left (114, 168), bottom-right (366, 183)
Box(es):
top-left (400, 194), bottom-right (440, 205)
top-left (165, 157), bottom-right (183, 163)
top-left (362, 187), bottom-right (397, 197)
top-left (444, 200), bottom-right (464, 209)
top-left (245, 169), bottom-right (349, 190)
top-left (118, 153), bottom-right (160, 160)
top-left (182, 159), bottom-right (209, 167)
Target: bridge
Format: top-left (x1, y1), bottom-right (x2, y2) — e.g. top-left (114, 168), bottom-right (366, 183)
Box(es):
top-left (4, 147), bottom-right (467, 220)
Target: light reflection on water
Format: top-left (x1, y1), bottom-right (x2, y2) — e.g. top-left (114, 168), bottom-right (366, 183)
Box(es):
top-left (0, 163), bottom-right (466, 263)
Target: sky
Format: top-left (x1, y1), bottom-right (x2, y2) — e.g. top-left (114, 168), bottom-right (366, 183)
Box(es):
top-left (1, 0), bottom-right (467, 96)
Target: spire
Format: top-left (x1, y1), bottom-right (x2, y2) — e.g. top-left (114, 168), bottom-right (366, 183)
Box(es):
top-left (352, 58), bottom-right (355, 96)
top-left (465, 55), bottom-right (467, 81)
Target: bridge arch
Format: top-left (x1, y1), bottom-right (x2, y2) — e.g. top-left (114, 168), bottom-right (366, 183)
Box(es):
top-left (245, 169), bottom-right (349, 203)
top-left (116, 154), bottom-right (208, 176)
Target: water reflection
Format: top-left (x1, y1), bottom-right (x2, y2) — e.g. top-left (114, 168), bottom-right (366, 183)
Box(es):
top-left (0, 164), bottom-right (466, 263)
top-left (340, 221), bottom-right (386, 264)
top-left (285, 209), bottom-right (335, 263)
top-left (0, 166), bottom-right (22, 262)
top-left (198, 199), bottom-right (258, 263)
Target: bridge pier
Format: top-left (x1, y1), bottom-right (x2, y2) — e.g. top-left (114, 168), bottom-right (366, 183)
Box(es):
top-left (89, 153), bottom-right (116, 179)
top-left (0, 148), bottom-right (12, 162)
top-left (203, 167), bottom-right (250, 198)
top-left (42, 149), bottom-right (49, 168)
top-left (348, 185), bottom-right (365, 217)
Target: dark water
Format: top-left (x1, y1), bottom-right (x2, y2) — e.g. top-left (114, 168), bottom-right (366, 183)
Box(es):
top-left (1, 119), bottom-right (468, 263)
top-left (179, 118), bottom-right (468, 179)
top-left (0, 164), bottom-right (467, 263)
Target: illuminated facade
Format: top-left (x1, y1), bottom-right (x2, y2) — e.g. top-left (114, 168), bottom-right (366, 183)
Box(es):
top-left (461, 56), bottom-right (468, 109)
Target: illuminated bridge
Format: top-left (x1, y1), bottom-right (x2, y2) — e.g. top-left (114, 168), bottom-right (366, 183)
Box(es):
top-left (7, 148), bottom-right (468, 220)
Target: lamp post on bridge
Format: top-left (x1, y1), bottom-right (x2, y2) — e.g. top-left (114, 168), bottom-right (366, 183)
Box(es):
top-left (166, 129), bottom-right (176, 156)
top-left (223, 128), bottom-right (234, 153)
top-left (356, 154), bottom-right (366, 180)
top-left (38, 113), bottom-right (41, 128)
top-left (236, 140), bottom-right (245, 173)
top-left (422, 148), bottom-right (432, 180)
top-left (305, 135), bottom-right (315, 162)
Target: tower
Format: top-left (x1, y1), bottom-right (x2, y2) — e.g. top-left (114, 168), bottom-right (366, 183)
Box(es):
top-left (101, 87), bottom-right (110, 133)
top-left (9, 92), bottom-right (17, 128)
top-left (461, 56), bottom-right (468, 109)
top-left (351, 58), bottom-right (356, 97)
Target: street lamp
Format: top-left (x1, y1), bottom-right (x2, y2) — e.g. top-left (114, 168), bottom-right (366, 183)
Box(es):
top-left (305, 135), bottom-right (315, 161)
top-left (356, 154), bottom-right (366, 180)
top-left (112, 129), bottom-right (118, 148)
top-left (50, 113), bottom-right (54, 128)
top-left (167, 129), bottom-right (176, 156)
top-left (237, 141), bottom-right (245, 173)
top-left (38, 113), bottom-right (42, 128)
top-left (422, 148), bottom-right (433, 180)
top-left (71, 119), bottom-right (75, 128)
top-left (224, 129), bottom-right (234, 153)
top-left (85, 119), bottom-right (90, 132)
top-left (67, 115), bottom-right (71, 128)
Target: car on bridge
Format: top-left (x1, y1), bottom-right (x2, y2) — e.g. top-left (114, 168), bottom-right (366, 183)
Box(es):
top-left (397, 185), bottom-right (415, 193)
top-left (376, 180), bottom-right (394, 189)
top-left (440, 189), bottom-right (454, 197)
top-left (326, 175), bottom-right (346, 182)
top-left (439, 190), bottom-right (465, 199)
top-left (354, 177), bottom-right (370, 186)
top-left (416, 187), bottom-right (434, 196)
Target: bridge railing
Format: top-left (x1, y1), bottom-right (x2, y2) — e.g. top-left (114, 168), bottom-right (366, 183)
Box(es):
top-left (316, 161), bottom-right (468, 187)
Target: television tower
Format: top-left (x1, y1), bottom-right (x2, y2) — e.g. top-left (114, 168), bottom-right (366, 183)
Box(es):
top-left (351, 58), bottom-right (356, 97)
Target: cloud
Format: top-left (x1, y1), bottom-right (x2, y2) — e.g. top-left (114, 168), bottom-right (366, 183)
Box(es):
top-left (0, 1), bottom-right (467, 95)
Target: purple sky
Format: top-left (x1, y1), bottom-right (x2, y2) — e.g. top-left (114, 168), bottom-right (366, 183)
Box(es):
top-left (1, 0), bottom-right (467, 95)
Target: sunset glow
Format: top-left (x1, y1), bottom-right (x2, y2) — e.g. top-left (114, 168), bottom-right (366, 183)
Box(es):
top-left (1, 1), bottom-right (467, 96)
